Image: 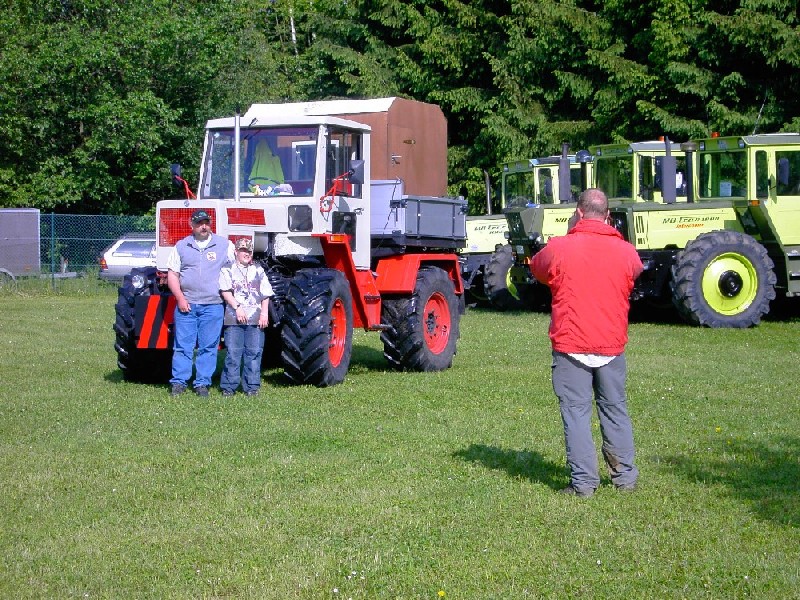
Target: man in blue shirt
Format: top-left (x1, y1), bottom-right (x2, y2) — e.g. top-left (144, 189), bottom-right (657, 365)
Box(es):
top-left (166, 210), bottom-right (234, 397)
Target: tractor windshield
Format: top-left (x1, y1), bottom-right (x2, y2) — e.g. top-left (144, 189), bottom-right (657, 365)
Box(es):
top-left (698, 150), bottom-right (748, 198)
top-left (199, 126), bottom-right (319, 199)
top-left (503, 170), bottom-right (537, 207)
top-left (595, 155), bottom-right (633, 200)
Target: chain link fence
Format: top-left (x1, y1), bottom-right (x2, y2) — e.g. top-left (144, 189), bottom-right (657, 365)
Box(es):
top-left (0, 209), bottom-right (155, 294)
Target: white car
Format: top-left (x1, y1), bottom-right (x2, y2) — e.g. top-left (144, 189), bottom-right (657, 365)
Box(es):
top-left (98, 233), bottom-right (157, 282)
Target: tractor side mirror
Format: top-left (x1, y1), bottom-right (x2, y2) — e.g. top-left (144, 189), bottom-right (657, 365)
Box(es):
top-left (348, 160), bottom-right (365, 185)
top-left (170, 163), bottom-right (183, 188)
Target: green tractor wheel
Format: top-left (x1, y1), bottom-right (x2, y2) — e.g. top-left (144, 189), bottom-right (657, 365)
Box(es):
top-left (484, 245), bottom-right (526, 311)
top-left (670, 231), bottom-right (776, 328)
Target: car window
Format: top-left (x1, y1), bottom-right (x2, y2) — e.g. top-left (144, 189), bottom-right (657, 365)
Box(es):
top-left (113, 240), bottom-right (156, 257)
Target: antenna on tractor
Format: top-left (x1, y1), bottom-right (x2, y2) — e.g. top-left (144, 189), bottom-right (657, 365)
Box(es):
top-left (753, 88), bottom-right (769, 135)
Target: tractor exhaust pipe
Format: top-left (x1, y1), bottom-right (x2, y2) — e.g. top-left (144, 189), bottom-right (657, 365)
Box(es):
top-left (234, 108), bottom-right (241, 202)
top-left (661, 137), bottom-right (677, 205)
top-left (558, 143), bottom-right (572, 203)
top-left (484, 169), bottom-right (492, 215)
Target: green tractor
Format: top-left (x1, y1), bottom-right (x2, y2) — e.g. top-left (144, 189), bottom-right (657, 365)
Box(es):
top-left (611, 133), bottom-right (800, 327)
top-left (480, 146), bottom-right (590, 310)
top-left (503, 139), bottom-right (685, 309)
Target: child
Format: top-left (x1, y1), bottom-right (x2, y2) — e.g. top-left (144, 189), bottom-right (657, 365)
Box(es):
top-left (218, 238), bottom-right (273, 396)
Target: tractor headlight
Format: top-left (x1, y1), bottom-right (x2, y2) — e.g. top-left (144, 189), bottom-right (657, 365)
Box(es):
top-left (131, 274), bottom-right (146, 290)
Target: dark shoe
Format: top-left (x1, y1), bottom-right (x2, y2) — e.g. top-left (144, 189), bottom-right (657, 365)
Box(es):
top-left (170, 384), bottom-right (187, 397)
top-left (194, 386), bottom-right (209, 397)
top-left (245, 389), bottom-right (259, 397)
top-left (559, 485), bottom-right (594, 498)
top-left (616, 483), bottom-right (637, 493)
top-left (222, 389), bottom-right (235, 397)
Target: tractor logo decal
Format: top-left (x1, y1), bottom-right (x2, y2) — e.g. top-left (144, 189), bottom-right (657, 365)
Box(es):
top-left (663, 215), bottom-right (721, 229)
top-left (471, 224), bottom-right (505, 232)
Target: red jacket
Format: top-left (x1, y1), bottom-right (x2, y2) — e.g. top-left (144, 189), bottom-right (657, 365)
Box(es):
top-left (530, 218), bottom-right (643, 355)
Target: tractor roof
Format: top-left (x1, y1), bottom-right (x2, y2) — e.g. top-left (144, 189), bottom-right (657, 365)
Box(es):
top-left (503, 154), bottom-right (587, 173)
top-left (591, 140), bottom-right (683, 156)
top-left (698, 133), bottom-right (800, 148)
top-left (205, 113), bottom-right (371, 131)
top-left (244, 97), bottom-right (399, 120)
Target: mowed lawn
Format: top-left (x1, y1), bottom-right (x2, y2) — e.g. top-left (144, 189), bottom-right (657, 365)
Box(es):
top-left (1, 291), bottom-right (799, 598)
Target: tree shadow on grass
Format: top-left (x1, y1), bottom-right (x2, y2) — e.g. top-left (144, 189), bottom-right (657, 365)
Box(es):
top-left (763, 295), bottom-right (800, 323)
top-left (453, 443), bottom-right (567, 491)
top-left (258, 344), bottom-right (388, 387)
top-left (628, 295), bottom-right (800, 325)
top-left (663, 436), bottom-right (800, 527)
top-left (628, 300), bottom-right (685, 325)
top-left (350, 344), bottom-right (388, 370)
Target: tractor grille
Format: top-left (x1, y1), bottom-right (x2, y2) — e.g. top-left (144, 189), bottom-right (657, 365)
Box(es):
top-left (158, 207), bottom-right (217, 247)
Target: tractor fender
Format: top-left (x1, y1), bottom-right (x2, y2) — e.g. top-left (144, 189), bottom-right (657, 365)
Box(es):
top-left (374, 254), bottom-right (463, 295)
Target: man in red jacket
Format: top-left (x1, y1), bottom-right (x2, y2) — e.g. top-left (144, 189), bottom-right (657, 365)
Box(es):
top-left (531, 188), bottom-right (644, 497)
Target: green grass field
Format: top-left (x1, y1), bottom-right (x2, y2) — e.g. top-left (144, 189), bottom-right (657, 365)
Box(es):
top-left (1, 290), bottom-right (799, 598)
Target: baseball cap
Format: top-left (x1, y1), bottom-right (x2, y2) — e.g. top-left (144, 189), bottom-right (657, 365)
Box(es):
top-left (191, 209), bottom-right (211, 224)
top-left (235, 238), bottom-right (254, 253)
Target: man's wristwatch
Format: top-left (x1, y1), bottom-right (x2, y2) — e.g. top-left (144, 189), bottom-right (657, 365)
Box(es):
top-left (234, 304), bottom-right (241, 310)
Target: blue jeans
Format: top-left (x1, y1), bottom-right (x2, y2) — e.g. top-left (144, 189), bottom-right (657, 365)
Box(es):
top-left (552, 351), bottom-right (638, 492)
top-left (170, 303), bottom-right (224, 389)
top-left (221, 324), bottom-right (264, 393)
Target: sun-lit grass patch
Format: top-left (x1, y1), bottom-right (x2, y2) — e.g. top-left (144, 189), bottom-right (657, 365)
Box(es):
top-left (1, 293), bottom-right (799, 597)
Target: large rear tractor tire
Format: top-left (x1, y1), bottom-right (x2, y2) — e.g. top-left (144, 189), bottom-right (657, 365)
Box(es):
top-left (260, 269), bottom-right (289, 369)
top-left (670, 231), bottom-right (776, 328)
top-left (281, 269), bottom-right (354, 386)
top-left (464, 271), bottom-right (488, 306)
top-left (484, 245), bottom-right (526, 311)
top-left (113, 267), bottom-right (172, 383)
top-left (381, 266), bottom-right (461, 371)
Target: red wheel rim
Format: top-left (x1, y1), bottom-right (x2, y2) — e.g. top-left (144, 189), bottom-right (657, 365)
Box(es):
top-left (423, 292), bottom-right (451, 354)
top-left (329, 298), bottom-right (347, 367)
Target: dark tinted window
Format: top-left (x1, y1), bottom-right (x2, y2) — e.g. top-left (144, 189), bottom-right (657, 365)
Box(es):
top-left (113, 240), bottom-right (155, 257)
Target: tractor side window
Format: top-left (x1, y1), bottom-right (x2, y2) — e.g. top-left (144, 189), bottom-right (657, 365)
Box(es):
top-left (755, 151), bottom-right (769, 198)
top-left (569, 165), bottom-right (582, 202)
top-left (326, 129), bottom-right (363, 199)
top-left (698, 151), bottom-right (747, 198)
top-left (640, 156), bottom-right (654, 201)
top-left (676, 156), bottom-right (688, 198)
top-left (776, 151), bottom-right (800, 197)
top-left (538, 168), bottom-right (554, 204)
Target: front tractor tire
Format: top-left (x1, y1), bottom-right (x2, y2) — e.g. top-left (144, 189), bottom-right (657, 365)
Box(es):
top-left (670, 231), bottom-right (776, 328)
top-left (484, 245), bottom-right (526, 311)
top-left (381, 266), bottom-right (461, 372)
top-left (113, 267), bottom-right (172, 383)
top-left (281, 269), bottom-right (354, 387)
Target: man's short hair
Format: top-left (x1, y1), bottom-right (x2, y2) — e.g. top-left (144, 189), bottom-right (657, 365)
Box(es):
top-left (577, 188), bottom-right (608, 218)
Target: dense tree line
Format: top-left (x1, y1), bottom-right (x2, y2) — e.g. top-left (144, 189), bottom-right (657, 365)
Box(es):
top-left (1, 0), bottom-right (798, 215)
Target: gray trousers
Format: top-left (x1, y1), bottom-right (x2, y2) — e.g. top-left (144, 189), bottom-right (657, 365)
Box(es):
top-left (552, 351), bottom-right (638, 492)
